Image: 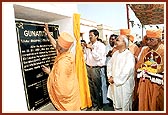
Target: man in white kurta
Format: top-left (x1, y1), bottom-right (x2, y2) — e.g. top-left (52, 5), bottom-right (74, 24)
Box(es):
top-left (107, 35), bottom-right (135, 111)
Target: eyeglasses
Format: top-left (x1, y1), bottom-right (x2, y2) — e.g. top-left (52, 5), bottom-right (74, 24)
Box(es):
top-left (146, 38), bottom-right (155, 41)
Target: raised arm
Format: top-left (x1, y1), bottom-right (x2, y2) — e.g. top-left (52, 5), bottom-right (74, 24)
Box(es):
top-left (44, 23), bottom-right (57, 49)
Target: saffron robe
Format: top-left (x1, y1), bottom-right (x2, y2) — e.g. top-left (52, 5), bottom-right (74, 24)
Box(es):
top-left (128, 41), bottom-right (140, 59)
top-left (136, 44), bottom-right (164, 111)
top-left (47, 51), bottom-right (81, 111)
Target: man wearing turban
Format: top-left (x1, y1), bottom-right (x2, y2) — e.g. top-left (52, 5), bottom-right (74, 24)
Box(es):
top-left (41, 24), bottom-right (81, 111)
top-left (136, 29), bottom-right (164, 111)
top-left (120, 29), bottom-right (140, 62)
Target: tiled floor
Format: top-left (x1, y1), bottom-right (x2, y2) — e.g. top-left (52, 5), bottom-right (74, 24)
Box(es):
top-left (38, 103), bottom-right (57, 111)
top-left (38, 102), bottom-right (114, 111)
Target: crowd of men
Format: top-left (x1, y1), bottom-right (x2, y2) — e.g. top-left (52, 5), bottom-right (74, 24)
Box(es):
top-left (42, 23), bottom-right (164, 111)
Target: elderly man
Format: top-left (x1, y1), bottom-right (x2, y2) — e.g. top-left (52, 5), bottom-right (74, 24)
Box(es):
top-left (120, 29), bottom-right (140, 62)
top-left (136, 29), bottom-right (164, 111)
top-left (119, 29), bottom-right (140, 110)
top-left (42, 24), bottom-right (81, 111)
top-left (107, 35), bottom-right (135, 111)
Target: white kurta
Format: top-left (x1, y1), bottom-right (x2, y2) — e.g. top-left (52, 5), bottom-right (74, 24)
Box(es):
top-left (107, 49), bottom-right (135, 111)
top-left (105, 44), bottom-right (112, 65)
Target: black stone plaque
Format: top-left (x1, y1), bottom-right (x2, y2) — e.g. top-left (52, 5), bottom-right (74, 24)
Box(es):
top-left (15, 20), bottom-right (59, 110)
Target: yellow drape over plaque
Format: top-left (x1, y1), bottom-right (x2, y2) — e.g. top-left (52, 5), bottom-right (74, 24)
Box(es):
top-left (73, 13), bottom-right (92, 109)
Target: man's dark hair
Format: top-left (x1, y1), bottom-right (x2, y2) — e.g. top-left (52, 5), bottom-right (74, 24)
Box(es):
top-left (110, 34), bottom-right (118, 39)
top-left (81, 39), bottom-right (86, 43)
top-left (97, 38), bottom-right (103, 43)
top-left (89, 29), bottom-right (99, 37)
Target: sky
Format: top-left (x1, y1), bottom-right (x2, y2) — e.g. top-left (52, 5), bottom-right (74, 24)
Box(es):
top-left (77, 3), bottom-right (129, 30)
top-left (77, 3), bottom-right (164, 36)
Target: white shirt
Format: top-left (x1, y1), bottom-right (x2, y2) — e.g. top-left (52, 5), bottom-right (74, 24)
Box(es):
top-left (105, 44), bottom-right (114, 65)
top-left (84, 40), bottom-right (106, 66)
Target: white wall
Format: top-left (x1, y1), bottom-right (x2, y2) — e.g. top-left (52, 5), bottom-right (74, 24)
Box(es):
top-left (103, 25), bottom-right (114, 40)
top-left (51, 18), bottom-right (74, 35)
top-left (81, 25), bottom-right (97, 44)
top-left (51, 17), bottom-right (77, 56)
top-left (80, 19), bottom-right (97, 43)
top-left (2, 3), bottom-right (28, 112)
top-left (14, 2), bottom-right (78, 17)
top-left (80, 19), bottom-right (115, 44)
top-left (2, 2), bottom-right (77, 112)
top-left (103, 29), bottom-right (114, 42)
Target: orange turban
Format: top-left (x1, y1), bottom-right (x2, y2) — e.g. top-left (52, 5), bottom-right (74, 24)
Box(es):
top-left (120, 29), bottom-right (130, 35)
top-left (120, 29), bottom-right (134, 42)
top-left (58, 32), bottom-right (74, 49)
top-left (146, 29), bottom-right (162, 38)
top-left (128, 35), bottom-right (134, 42)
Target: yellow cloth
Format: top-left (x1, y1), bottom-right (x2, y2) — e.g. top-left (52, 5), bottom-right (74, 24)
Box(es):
top-left (136, 44), bottom-right (164, 72)
top-left (47, 51), bottom-right (81, 111)
top-left (73, 13), bottom-right (92, 109)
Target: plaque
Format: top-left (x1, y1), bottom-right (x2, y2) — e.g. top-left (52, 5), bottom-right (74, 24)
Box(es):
top-left (15, 20), bottom-right (59, 110)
